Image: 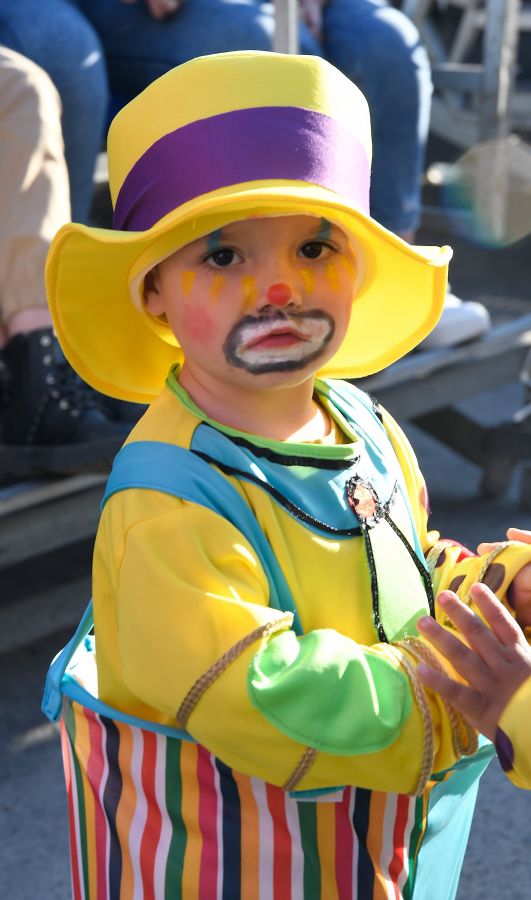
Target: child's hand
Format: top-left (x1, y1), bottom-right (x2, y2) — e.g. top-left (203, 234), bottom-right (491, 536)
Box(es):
top-left (416, 583), bottom-right (531, 742)
top-left (478, 528), bottom-right (531, 629)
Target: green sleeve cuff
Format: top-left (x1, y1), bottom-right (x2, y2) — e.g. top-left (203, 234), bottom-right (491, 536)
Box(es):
top-left (247, 628), bottom-right (412, 755)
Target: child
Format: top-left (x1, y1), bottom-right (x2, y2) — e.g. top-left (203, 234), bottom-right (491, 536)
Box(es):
top-left (43, 52), bottom-right (531, 899)
top-left (418, 527), bottom-right (531, 790)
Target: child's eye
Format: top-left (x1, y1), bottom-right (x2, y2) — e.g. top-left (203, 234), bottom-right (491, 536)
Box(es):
top-left (205, 248), bottom-right (241, 268)
top-left (299, 240), bottom-right (333, 260)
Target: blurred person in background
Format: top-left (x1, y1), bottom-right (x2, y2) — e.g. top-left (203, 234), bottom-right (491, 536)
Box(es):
top-left (0, 47), bottom-right (131, 479)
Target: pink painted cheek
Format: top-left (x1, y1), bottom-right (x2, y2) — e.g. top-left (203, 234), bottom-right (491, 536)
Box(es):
top-left (181, 303), bottom-right (217, 344)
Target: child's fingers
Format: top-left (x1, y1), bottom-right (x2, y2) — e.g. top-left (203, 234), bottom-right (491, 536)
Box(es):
top-left (477, 541), bottom-right (497, 555)
top-left (417, 663), bottom-right (480, 722)
top-left (468, 583), bottom-right (525, 647)
top-left (477, 528), bottom-right (531, 555)
top-left (506, 527), bottom-right (531, 543)
top-left (416, 611), bottom-right (489, 685)
top-left (434, 591), bottom-right (506, 663)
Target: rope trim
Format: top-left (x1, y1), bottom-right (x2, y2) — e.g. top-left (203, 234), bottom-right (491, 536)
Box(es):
top-left (282, 747), bottom-right (319, 792)
top-left (176, 614), bottom-right (293, 728)
top-left (425, 540), bottom-right (453, 578)
top-left (387, 644), bottom-right (435, 796)
top-left (446, 541), bottom-right (516, 608)
top-left (465, 541), bottom-right (514, 603)
top-left (441, 541), bottom-right (517, 627)
top-left (399, 637), bottom-right (478, 759)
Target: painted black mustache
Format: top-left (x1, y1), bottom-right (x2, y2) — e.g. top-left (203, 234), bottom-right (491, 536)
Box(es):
top-left (223, 309), bottom-right (335, 374)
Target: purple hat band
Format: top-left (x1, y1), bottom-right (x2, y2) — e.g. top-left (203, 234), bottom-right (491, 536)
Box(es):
top-left (113, 106), bottom-right (370, 232)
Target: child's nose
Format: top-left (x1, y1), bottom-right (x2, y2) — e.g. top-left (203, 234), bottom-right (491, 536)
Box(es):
top-left (266, 283), bottom-right (293, 306)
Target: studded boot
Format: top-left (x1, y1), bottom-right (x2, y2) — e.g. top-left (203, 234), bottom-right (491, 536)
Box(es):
top-left (0, 328), bottom-right (132, 477)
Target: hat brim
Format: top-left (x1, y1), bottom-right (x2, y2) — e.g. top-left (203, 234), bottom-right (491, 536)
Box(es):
top-left (46, 181), bottom-right (451, 403)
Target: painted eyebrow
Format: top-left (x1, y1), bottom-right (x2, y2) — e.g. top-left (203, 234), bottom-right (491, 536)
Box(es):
top-left (314, 218), bottom-right (332, 240)
top-left (206, 229), bottom-right (224, 252)
top-left (203, 219), bottom-right (339, 248)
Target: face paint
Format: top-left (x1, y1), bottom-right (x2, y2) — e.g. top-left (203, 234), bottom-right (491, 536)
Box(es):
top-left (339, 254), bottom-right (356, 277)
top-left (209, 273), bottom-right (225, 302)
top-left (316, 218), bottom-right (332, 241)
top-left (325, 261), bottom-right (340, 291)
top-left (300, 268), bottom-right (314, 295)
top-left (242, 275), bottom-right (258, 310)
top-left (181, 270), bottom-right (197, 297)
top-left (206, 228), bottom-right (224, 253)
top-left (223, 309), bottom-right (335, 374)
top-left (182, 303), bottom-right (216, 342)
top-left (266, 283), bottom-right (292, 306)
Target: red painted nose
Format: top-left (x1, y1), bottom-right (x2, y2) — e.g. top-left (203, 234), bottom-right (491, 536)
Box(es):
top-left (266, 282), bottom-right (293, 306)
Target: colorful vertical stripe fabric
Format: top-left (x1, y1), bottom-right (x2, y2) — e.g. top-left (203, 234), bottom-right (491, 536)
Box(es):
top-left (60, 697), bottom-right (431, 899)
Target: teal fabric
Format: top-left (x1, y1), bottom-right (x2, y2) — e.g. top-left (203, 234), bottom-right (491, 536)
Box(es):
top-left (193, 424), bottom-right (366, 534)
top-left (187, 377), bottom-right (402, 537)
top-left (42, 602), bottom-right (95, 722)
top-left (410, 737), bottom-right (494, 899)
top-left (248, 628), bottom-right (412, 754)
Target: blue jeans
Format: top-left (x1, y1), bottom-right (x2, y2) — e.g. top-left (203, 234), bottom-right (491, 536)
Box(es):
top-left (74, 0), bottom-right (431, 234)
top-left (0, 0), bottom-right (109, 222)
top-left (319, 0), bottom-right (432, 233)
top-left (0, 0), bottom-right (431, 232)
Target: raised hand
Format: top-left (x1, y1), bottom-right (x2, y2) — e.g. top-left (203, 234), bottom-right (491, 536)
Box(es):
top-left (416, 583), bottom-right (531, 742)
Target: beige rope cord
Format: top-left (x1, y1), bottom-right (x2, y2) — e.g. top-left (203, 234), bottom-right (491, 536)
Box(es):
top-left (282, 747), bottom-right (319, 793)
top-left (176, 613), bottom-right (293, 728)
top-left (400, 636), bottom-right (478, 759)
top-left (425, 540), bottom-right (454, 578)
top-left (386, 644), bottom-right (435, 797)
top-left (427, 540), bottom-right (518, 593)
top-left (435, 540), bottom-right (517, 629)
top-left (465, 541), bottom-right (514, 604)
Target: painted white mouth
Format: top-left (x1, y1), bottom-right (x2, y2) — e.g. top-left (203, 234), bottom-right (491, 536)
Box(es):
top-left (236, 317), bottom-right (331, 364)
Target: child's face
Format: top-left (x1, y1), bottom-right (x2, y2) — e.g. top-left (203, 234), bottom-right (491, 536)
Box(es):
top-left (144, 214), bottom-right (357, 390)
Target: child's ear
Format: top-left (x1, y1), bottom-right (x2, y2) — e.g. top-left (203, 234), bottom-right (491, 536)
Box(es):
top-left (143, 266), bottom-right (165, 315)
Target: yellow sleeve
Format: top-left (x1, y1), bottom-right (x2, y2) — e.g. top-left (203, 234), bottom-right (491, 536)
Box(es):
top-left (381, 406), bottom-right (531, 624)
top-left (496, 675), bottom-right (531, 789)
top-left (105, 498), bottom-right (473, 796)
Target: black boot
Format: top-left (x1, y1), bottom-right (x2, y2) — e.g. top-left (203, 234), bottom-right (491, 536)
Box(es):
top-left (0, 328), bottom-right (131, 477)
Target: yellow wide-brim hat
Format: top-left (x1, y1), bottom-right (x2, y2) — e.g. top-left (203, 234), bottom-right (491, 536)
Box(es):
top-left (46, 50), bottom-right (451, 403)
